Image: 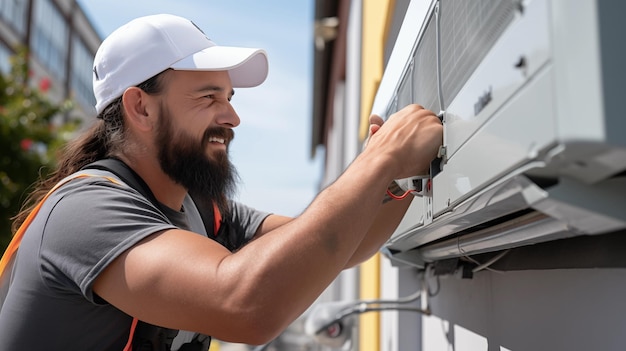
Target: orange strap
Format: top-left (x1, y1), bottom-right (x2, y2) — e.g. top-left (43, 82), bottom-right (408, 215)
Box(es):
top-left (212, 201), bottom-right (222, 236)
top-left (0, 174), bottom-right (119, 274)
top-left (123, 317), bottom-right (139, 351)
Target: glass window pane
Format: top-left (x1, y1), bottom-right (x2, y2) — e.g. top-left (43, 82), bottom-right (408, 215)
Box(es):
top-left (30, 0), bottom-right (69, 81)
top-left (70, 36), bottom-right (96, 112)
top-left (0, 0), bottom-right (28, 37)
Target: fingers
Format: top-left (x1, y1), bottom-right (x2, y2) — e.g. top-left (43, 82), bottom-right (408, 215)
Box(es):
top-left (362, 114), bottom-right (385, 151)
top-left (394, 104), bottom-right (431, 120)
top-left (403, 105), bottom-right (442, 128)
top-left (363, 104), bottom-right (443, 179)
top-left (369, 123), bottom-right (381, 135)
top-left (369, 114), bottom-right (384, 127)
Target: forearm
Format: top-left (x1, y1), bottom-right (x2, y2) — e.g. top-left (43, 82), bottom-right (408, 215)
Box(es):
top-left (344, 182), bottom-right (413, 267)
top-left (255, 186), bottom-right (413, 270)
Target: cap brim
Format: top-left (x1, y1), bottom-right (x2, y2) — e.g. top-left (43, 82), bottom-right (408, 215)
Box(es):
top-left (170, 46), bottom-right (269, 87)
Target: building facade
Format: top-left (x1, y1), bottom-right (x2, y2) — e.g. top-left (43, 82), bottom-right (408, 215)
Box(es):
top-left (0, 0), bottom-right (101, 122)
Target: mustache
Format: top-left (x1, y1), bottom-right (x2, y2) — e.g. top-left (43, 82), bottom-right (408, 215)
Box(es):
top-left (202, 127), bottom-right (235, 146)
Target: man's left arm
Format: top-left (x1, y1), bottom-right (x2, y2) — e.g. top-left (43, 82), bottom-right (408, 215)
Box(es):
top-left (253, 189), bottom-right (412, 269)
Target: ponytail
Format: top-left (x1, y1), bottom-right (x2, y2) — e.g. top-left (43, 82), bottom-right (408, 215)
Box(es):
top-left (11, 118), bottom-right (111, 232)
top-left (10, 70), bottom-right (168, 233)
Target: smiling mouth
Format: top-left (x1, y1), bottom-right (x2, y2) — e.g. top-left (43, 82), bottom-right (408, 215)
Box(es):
top-left (208, 136), bottom-right (226, 144)
top-left (203, 127), bottom-right (234, 148)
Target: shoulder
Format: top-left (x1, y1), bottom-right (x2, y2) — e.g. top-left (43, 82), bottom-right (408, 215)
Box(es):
top-left (51, 169), bottom-right (149, 206)
top-left (229, 201), bottom-right (271, 221)
top-left (43, 169), bottom-right (171, 230)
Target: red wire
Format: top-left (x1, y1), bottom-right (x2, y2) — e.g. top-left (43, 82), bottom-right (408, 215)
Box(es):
top-left (386, 188), bottom-right (413, 200)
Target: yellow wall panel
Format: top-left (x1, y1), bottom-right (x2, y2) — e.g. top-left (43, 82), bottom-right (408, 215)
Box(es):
top-left (359, 0), bottom-right (392, 141)
top-left (360, 1), bottom-right (394, 350)
top-left (359, 253), bottom-right (381, 351)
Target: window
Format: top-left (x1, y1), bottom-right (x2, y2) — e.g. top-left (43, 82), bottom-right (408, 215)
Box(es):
top-left (70, 36), bottom-right (95, 112)
top-left (30, 0), bottom-right (68, 81)
top-left (0, 0), bottom-right (28, 37)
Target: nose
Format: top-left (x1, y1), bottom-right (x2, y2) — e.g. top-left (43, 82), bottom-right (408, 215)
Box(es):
top-left (215, 101), bottom-right (241, 128)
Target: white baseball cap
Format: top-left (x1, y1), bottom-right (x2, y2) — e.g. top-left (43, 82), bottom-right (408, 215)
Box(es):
top-left (92, 14), bottom-right (269, 114)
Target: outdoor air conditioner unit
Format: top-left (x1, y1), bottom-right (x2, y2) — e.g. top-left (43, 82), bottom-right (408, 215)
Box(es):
top-left (374, 0), bottom-right (626, 268)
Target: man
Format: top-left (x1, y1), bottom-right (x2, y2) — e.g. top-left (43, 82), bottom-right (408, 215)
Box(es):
top-left (0, 14), bottom-right (442, 350)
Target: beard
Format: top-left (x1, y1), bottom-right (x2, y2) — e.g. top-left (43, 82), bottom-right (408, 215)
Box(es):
top-left (155, 104), bottom-right (238, 215)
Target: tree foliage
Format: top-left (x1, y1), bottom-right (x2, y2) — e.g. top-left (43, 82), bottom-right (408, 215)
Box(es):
top-left (0, 49), bottom-right (80, 251)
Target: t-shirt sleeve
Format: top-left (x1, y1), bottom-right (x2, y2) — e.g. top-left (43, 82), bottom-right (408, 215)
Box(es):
top-left (38, 176), bottom-right (177, 303)
top-left (229, 201), bottom-right (271, 242)
top-left (211, 201), bottom-right (270, 252)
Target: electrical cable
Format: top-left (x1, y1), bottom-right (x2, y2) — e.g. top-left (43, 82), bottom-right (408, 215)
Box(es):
top-left (316, 302), bottom-right (431, 336)
top-left (316, 269), bottom-right (434, 335)
top-left (340, 304), bottom-right (431, 320)
top-left (359, 291), bottom-right (422, 306)
top-left (423, 264), bottom-right (441, 297)
top-left (386, 188), bottom-right (414, 200)
top-left (471, 249), bottom-right (511, 273)
top-left (456, 234), bottom-right (509, 274)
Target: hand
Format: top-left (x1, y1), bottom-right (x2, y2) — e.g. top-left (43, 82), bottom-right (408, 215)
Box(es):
top-left (362, 104), bottom-right (443, 179)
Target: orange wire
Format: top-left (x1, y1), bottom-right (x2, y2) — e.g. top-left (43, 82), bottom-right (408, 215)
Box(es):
top-left (386, 188), bottom-right (413, 200)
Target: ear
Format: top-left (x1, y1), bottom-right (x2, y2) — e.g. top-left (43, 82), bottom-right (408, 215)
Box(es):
top-left (121, 87), bottom-right (156, 132)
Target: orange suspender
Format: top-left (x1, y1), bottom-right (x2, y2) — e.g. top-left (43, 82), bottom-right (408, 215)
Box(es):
top-left (123, 317), bottom-right (140, 351)
top-left (0, 174), bottom-right (140, 349)
top-left (212, 201), bottom-right (222, 236)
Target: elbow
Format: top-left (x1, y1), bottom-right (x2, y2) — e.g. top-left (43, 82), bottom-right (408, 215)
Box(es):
top-left (211, 256), bottom-right (307, 344)
top-left (239, 329), bottom-right (282, 346)
top-left (229, 311), bottom-right (288, 345)
top-left (345, 247), bottom-right (380, 268)
top-left (214, 290), bottom-right (293, 345)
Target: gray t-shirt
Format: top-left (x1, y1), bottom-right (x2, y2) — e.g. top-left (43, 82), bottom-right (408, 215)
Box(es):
top-left (0, 170), bottom-right (269, 350)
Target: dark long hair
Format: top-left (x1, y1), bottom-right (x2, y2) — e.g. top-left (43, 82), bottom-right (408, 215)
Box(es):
top-left (11, 71), bottom-right (168, 233)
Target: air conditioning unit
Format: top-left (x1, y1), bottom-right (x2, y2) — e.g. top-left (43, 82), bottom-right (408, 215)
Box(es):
top-left (375, 0), bottom-right (626, 268)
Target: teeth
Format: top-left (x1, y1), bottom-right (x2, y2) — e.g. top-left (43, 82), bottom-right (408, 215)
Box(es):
top-left (208, 137), bottom-right (225, 144)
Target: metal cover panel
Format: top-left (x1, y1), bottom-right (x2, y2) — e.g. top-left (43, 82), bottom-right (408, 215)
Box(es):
top-left (439, 0), bottom-right (516, 107)
top-left (434, 67), bottom-right (556, 216)
top-left (412, 12), bottom-right (439, 112)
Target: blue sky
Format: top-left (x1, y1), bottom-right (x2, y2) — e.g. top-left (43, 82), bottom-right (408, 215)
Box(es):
top-left (76, 0), bottom-right (323, 217)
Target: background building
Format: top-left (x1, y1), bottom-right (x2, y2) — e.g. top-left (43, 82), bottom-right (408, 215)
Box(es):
top-left (311, 0), bottom-right (407, 350)
top-left (0, 0), bottom-right (101, 122)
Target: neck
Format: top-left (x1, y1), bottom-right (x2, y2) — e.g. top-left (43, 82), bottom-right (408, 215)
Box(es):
top-left (115, 154), bottom-right (187, 211)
